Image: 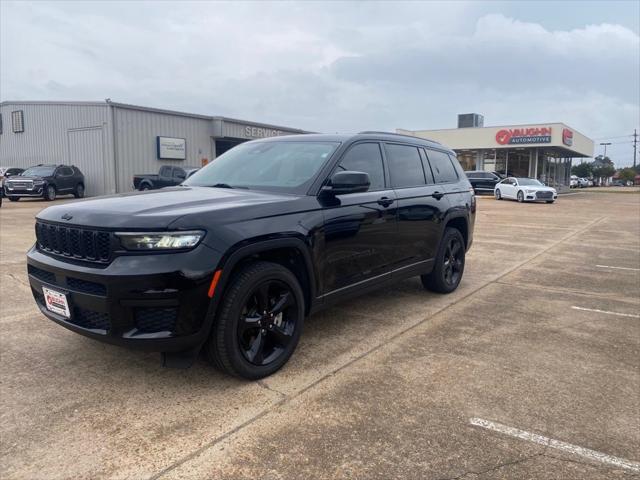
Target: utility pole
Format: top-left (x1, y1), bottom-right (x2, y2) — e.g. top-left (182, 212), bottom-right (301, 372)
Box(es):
top-left (633, 129), bottom-right (638, 168)
top-left (600, 142), bottom-right (612, 159)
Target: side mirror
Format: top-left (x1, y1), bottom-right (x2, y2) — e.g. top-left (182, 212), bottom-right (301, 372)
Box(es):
top-left (323, 171), bottom-right (370, 195)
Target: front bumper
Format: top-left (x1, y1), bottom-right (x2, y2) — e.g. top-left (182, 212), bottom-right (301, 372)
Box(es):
top-left (26, 244), bottom-right (221, 352)
top-left (525, 192), bottom-right (557, 201)
top-left (5, 187), bottom-right (44, 197)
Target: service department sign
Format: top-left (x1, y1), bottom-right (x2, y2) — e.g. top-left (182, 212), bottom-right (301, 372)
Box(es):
top-left (495, 127), bottom-right (552, 145)
top-left (157, 136), bottom-right (186, 160)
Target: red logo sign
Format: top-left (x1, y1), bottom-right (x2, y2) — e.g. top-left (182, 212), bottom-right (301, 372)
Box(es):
top-left (562, 128), bottom-right (573, 146)
top-left (495, 127), bottom-right (552, 145)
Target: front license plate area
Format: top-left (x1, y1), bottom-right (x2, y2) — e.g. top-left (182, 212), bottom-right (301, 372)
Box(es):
top-left (43, 287), bottom-right (71, 318)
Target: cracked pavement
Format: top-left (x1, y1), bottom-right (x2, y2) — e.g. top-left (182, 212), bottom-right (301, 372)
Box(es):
top-left (1, 191), bottom-right (639, 479)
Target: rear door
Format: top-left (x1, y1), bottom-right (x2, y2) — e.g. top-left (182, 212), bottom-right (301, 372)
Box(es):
top-left (172, 167), bottom-right (187, 185)
top-left (321, 142), bottom-right (398, 293)
top-left (55, 166), bottom-right (75, 192)
top-left (385, 143), bottom-right (448, 268)
top-left (158, 166), bottom-right (173, 187)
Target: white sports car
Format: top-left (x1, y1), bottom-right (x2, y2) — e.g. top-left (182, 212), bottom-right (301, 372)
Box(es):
top-left (494, 177), bottom-right (558, 203)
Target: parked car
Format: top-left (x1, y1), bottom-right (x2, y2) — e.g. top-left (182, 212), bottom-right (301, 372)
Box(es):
top-left (0, 167), bottom-right (25, 197)
top-left (465, 170), bottom-right (502, 194)
top-left (133, 165), bottom-right (199, 191)
top-left (576, 177), bottom-right (590, 188)
top-left (611, 180), bottom-right (625, 187)
top-left (570, 175), bottom-right (578, 188)
top-left (26, 132), bottom-right (475, 379)
top-left (4, 164), bottom-right (85, 201)
top-left (494, 177), bottom-right (557, 203)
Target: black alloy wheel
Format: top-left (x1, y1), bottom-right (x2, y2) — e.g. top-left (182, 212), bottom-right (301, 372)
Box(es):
top-left (205, 261), bottom-right (305, 379)
top-left (238, 280), bottom-right (298, 366)
top-left (517, 190), bottom-right (524, 203)
top-left (421, 227), bottom-right (466, 294)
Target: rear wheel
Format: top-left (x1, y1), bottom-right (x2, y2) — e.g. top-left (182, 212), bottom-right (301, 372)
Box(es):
top-left (421, 227), bottom-right (465, 294)
top-left (517, 191), bottom-right (524, 203)
top-left (45, 185), bottom-right (56, 201)
top-left (495, 189), bottom-right (502, 200)
top-left (140, 184), bottom-right (151, 191)
top-left (74, 184), bottom-right (85, 198)
top-left (204, 261), bottom-right (305, 379)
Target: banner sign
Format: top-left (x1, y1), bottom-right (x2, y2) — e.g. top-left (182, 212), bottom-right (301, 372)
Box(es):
top-left (496, 127), bottom-right (552, 145)
top-left (157, 136), bottom-right (186, 160)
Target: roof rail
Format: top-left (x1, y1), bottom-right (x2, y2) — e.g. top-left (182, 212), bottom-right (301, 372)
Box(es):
top-left (357, 131), bottom-right (441, 144)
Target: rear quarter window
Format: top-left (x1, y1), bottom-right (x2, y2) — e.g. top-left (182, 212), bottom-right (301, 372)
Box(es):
top-left (425, 149), bottom-right (459, 183)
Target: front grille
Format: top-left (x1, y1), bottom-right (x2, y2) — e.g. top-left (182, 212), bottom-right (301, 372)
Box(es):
top-left (135, 308), bottom-right (177, 333)
top-left (536, 191), bottom-right (553, 199)
top-left (28, 265), bottom-right (56, 284)
top-left (72, 307), bottom-right (110, 330)
top-left (66, 277), bottom-right (107, 296)
top-left (8, 180), bottom-right (33, 189)
top-left (35, 222), bottom-right (112, 263)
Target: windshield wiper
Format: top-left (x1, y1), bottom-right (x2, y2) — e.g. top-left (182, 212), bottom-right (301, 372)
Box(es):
top-left (209, 183), bottom-right (235, 189)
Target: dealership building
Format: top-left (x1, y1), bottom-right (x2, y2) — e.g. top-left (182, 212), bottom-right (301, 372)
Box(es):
top-left (398, 114), bottom-right (594, 191)
top-left (0, 101), bottom-right (307, 196)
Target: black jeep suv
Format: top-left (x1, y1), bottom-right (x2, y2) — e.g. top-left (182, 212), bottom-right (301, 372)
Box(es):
top-left (5, 164), bottom-right (85, 201)
top-left (27, 133), bottom-right (475, 379)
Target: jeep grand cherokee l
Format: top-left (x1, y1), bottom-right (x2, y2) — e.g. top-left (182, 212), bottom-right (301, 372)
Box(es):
top-left (27, 132), bottom-right (475, 379)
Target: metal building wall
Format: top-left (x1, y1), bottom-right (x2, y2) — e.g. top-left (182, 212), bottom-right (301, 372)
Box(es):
top-left (113, 106), bottom-right (213, 193)
top-left (0, 102), bottom-right (116, 196)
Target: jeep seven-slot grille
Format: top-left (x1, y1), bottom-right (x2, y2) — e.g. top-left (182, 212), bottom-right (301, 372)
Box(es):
top-left (35, 222), bottom-right (112, 263)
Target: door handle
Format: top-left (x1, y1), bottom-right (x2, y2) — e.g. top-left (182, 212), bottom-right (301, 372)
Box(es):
top-left (432, 191), bottom-right (445, 200)
top-left (377, 196), bottom-right (394, 207)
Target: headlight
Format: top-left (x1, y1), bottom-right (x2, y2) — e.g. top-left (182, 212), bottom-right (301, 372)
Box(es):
top-left (525, 189), bottom-right (536, 194)
top-left (116, 231), bottom-right (205, 250)
top-left (33, 181), bottom-right (45, 185)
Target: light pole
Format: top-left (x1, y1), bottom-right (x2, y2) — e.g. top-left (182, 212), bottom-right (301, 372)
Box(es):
top-left (599, 142), bottom-right (611, 158)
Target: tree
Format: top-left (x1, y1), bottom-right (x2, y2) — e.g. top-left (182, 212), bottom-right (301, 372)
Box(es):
top-left (571, 163), bottom-right (592, 177)
top-left (618, 167), bottom-right (636, 183)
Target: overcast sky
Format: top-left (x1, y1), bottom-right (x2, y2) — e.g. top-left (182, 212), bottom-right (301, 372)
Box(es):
top-left (1, 1), bottom-right (639, 166)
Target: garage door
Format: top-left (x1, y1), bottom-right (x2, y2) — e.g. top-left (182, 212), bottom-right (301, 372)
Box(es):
top-left (67, 127), bottom-right (105, 197)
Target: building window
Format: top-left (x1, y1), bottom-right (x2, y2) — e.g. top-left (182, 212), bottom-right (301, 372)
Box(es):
top-left (11, 110), bottom-right (25, 133)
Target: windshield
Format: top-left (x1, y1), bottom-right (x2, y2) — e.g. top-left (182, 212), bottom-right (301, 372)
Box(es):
top-left (517, 178), bottom-right (544, 186)
top-left (21, 166), bottom-right (56, 177)
top-left (184, 141), bottom-right (339, 194)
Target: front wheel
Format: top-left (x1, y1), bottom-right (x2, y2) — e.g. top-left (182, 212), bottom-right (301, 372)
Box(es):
top-left (9, 197), bottom-right (19, 202)
top-left (517, 191), bottom-right (524, 203)
top-left (495, 189), bottom-right (502, 200)
top-left (421, 227), bottom-right (466, 294)
top-left (204, 261), bottom-right (305, 379)
top-left (546, 200), bottom-right (555, 204)
top-left (45, 185), bottom-right (56, 201)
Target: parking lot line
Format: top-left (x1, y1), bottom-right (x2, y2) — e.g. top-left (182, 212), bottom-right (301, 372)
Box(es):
top-left (571, 306), bottom-right (640, 318)
top-left (596, 264), bottom-right (640, 272)
top-left (469, 418), bottom-right (640, 473)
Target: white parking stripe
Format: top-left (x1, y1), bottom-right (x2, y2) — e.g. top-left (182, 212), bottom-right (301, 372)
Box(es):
top-left (469, 418), bottom-right (640, 472)
top-left (596, 264), bottom-right (640, 272)
top-left (571, 306), bottom-right (639, 318)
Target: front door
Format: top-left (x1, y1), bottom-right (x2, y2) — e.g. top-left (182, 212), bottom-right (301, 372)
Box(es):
top-left (321, 142), bottom-right (398, 294)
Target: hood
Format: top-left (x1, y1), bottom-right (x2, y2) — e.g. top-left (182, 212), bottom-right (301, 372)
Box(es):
top-left (36, 186), bottom-right (304, 229)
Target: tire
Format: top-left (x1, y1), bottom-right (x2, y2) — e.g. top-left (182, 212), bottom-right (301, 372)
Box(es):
top-left (546, 200), bottom-right (555, 204)
top-left (204, 261), bottom-right (305, 379)
top-left (140, 184), bottom-right (151, 191)
top-left (421, 227), bottom-right (466, 294)
top-left (74, 184), bottom-right (85, 198)
top-left (495, 189), bottom-right (502, 200)
top-left (517, 191), bottom-right (524, 203)
top-left (45, 185), bottom-right (56, 201)
top-left (9, 197), bottom-right (19, 202)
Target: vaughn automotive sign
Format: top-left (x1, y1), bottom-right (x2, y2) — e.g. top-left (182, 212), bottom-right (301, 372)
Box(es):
top-left (157, 136), bottom-right (186, 160)
top-left (495, 127), bottom-right (552, 145)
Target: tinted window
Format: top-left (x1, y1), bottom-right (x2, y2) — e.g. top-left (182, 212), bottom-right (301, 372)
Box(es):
top-left (384, 144), bottom-right (425, 188)
top-left (159, 166), bottom-right (172, 177)
top-left (337, 143), bottom-right (385, 190)
top-left (426, 150), bottom-right (458, 183)
top-left (59, 167), bottom-right (73, 176)
top-left (173, 167), bottom-right (186, 179)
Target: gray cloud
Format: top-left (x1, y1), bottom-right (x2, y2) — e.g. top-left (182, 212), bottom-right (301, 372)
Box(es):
top-left (1, 1), bottom-right (639, 165)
